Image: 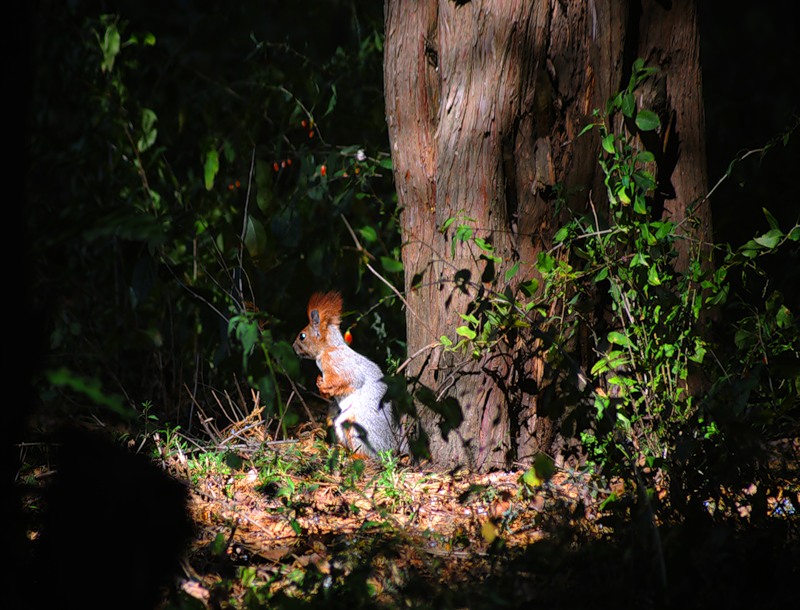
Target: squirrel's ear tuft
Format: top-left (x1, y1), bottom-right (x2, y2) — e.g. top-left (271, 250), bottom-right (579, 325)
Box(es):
top-left (308, 292), bottom-right (343, 325)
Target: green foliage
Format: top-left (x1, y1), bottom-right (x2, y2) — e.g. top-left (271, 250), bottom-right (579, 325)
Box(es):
top-left (551, 66), bottom-right (799, 490)
top-left (440, 59), bottom-right (799, 517)
top-left (520, 453), bottom-right (556, 493)
top-left (374, 450), bottom-right (410, 509)
top-left (44, 367), bottom-right (132, 418)
top-left (29, 2), bottom-right (404, 435)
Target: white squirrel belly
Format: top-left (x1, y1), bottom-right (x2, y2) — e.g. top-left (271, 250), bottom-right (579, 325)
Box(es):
top-left (335, 391), bottom-right (358, 415)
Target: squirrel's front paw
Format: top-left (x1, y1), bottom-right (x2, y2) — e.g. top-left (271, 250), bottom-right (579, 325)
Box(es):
top-left (317, 372), bottom-right (353, 398)
top-left (316, 374), bottom-right (335, 398)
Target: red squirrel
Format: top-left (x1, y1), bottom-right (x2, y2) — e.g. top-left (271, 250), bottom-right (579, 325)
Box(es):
top-left (293, 292), bottom-right (406, 458)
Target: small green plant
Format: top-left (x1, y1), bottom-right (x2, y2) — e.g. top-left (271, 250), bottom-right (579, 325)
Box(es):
top-left (545, 60), bottom-right (799, 484)
top-left (437, 213), bottom-right (538, 359)
top-left (436, 59), bottom-right (799, 515)
top-left (559, 60), bottom-right (700, 468)
top-left (373, 450), bottom-right (409, 508)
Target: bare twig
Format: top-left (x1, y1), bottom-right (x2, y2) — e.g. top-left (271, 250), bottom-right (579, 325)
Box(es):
top-left (339, 214), bottom-right (435, 339)
top-left (395, 342), bottom-right (441, 375)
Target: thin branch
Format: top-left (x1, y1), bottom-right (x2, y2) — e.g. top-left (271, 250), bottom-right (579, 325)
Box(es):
top-left (236, 146), bottom-right (258, 301)
top-left (339, 214), bottom-right (436, 339)
top-left (395, 342), bottom-right (441, 375)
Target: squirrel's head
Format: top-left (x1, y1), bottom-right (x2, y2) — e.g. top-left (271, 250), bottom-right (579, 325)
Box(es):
top-left (293, 291), bottom-right (344, 359)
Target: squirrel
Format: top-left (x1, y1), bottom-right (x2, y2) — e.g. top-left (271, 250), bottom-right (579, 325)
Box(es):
top-left (292, 291), bottom-right (406, 458)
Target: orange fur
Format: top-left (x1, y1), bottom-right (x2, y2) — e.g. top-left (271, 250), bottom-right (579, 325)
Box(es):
top-left (307, 292), bottom-right (343, 329)
top-left (294, 292), bottom-right (354, 398)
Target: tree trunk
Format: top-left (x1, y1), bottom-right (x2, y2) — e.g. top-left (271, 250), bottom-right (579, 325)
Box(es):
top-left (384, 0), bottom-right (710, 472)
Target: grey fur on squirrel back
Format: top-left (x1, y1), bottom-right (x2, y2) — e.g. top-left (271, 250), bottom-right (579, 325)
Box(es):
top-left (334, 383), bottom-right (408, 457)
top-left (325, 343), bottom-right (407, 457)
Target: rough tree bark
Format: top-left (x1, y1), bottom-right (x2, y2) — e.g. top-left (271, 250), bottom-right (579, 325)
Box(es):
top-left (384, 0), bottom-right (711, 472)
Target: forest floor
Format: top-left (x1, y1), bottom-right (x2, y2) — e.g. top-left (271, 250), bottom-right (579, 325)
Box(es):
top-left (12, 405), bottom-right (799, 610)
top-left (154, 418), bottom-right (799, 610)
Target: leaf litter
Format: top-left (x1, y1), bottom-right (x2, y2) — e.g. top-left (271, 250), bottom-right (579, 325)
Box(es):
top-left (159, 415), bottom-right (798, 608)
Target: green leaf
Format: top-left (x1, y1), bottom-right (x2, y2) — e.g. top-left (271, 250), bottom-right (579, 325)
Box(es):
top-left (776, 305), bottom-right (793, 329)
top-left (554, 226), bottom-right (570, 243)
top-left (324, 83), bottom-right (338, 116)
top-left (593, 267), bottom-right (609, 282)
top-left (473, 237), bottom-right (493, 252)
top-left (137, 108), bottom-right (158, 152)
top-left (621, 92), bottom-right (636, 118)
top-left (647, 265), bottom-right (661, 286)
top-left (689, 339), bottom-right (707, 364)
top-left (459, 312), bottom-right (479, 325)
top-left (637, 150), bottom-right (655, 164)
top-left (594, 394), bottom-right (610, 420)
top-left (762, 207), bottom-right (779, 230)
top-left (653, 221), bottom-right (675, 240)
top-left (100, 22), bottom-right (121, 73)
top-left (378, 157), bottom-right (393, 170)
top-left (380, 256), bottom-right (404, 273)
top-left (230, 316), bottom-right (260, 360)
top-left (601, 133), bottom-right (616, 154)
top-left (536, 252), bottom-right (555, 274)
top-left (358, 226), bottom-right (378, 242)
top-left (504, 261), bottom-right (520, 282)
top-left (607, 331), bottom-right (631, 347)
top-left (46, 367), bottom-right (130, 417)
top-left (740, 241), bottom-right (760, 258)
top-left (522, 454), bottom-right (555, 488)
top-left (607, 92), bottom-right (622, 113)
top-left (522, 467), bottom-right (541, 488)
top-left (244, 215), bottom-right (267, 258)
top-left (455, 224), bottom-right (473, 242)
top-left (533, 453), bottom-right (555, 482)
top-left (209, 532), bottom-right (227, 556)
top-left (520, 278), bottom-right (539, 297)
top-left (590, 359), bottom-right (609, 376)
top-left (456, 326), bottom-right (477, 340)
top-left (753, 228), bottom-right (782, 249)
top-left (204, 148), bottom-right (219, 191)
top-left (635, 110), bottom-right (661, 132)
top-left (600, 493), bottom-right (619, 511)
top-left (607, 375), bottom-right (633, 389)
top-left (440, 335), bottom-right (453, 347)
top-left (734, 329), bottom-right (752, 350)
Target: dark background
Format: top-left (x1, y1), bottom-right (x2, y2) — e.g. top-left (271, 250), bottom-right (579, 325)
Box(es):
top-left (699, 2), bottom-right (799, 303)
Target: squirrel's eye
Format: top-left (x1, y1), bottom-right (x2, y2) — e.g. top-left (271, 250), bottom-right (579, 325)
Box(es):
top-left (299, 332), bottom-right (306, 341)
